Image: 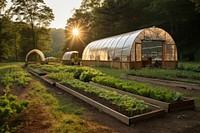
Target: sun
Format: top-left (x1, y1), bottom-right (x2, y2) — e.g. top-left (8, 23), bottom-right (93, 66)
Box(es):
top-left (72, 28), bottom-right (79, 36)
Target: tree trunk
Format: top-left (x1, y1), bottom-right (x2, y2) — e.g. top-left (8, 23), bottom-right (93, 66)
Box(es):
top-left (0, 21), bottom-right (2, 62)
top-left (31, 22), bottom-right (36, 48)
top-left (31, 22), bottom-right (37, 60)
top-left (15, 33), bottom-right (18, 61)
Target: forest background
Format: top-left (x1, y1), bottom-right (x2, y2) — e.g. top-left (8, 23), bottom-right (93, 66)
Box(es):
top-left (0, 0), bottom-right (200, 62)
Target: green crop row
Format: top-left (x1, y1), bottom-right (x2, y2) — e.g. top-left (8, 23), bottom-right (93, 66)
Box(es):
top-left (1, 67), bottom-right (32, 90)
top-left (0, 94), bottom-right (29, 123)
top-left (128, 68), bottom-right (200, 82)
top-left (0, 65), bottom-right (30, 131)
top-left (92, 75), bottom-right (183, 103)
top-left (178, 62), bottom-right (200, 72)
top-left (34, 64), bottom-right (183, 103)
top-left (47, 72), bottom-right (149, 116)
top-left (29, 64), bottom-right (104, 82)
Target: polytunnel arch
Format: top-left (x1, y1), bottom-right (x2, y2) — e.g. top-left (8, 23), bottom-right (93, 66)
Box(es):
top-left (82, 27), bottom-right (178, 69)
top-left (62, 51), bottom-right (79, 65)
top-left (25, 49), bottom-right (45, 64)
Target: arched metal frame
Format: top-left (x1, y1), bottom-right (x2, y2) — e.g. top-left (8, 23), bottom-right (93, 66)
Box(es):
top-left (25, 49), bottom-right (45, 64)
top-left (82, 27), bottom-right (178, 69)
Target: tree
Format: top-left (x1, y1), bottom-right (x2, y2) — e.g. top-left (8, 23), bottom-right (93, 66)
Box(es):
top-left (191, 0), bottom-right (200, 12)
top-left (0, 16), bottom-right (15, 62)
top-left (0, 0), bottom-right (7, 13)
top-left (66, 0), bottom-right (200, 60)
top-left (92, 0), bottom-right (130, 38)
top-left (0, 0), bottom-right (15, 62)
top-left (9, 0), bottom-right (54, 51)
top-left (64, 8), bottom-right (93, 56)
top-left (45, 28), bottom-right (65, 58)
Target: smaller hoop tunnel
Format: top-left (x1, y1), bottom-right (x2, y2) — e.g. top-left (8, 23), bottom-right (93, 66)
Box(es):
top-left (25, 49), bottom-right (45, 64)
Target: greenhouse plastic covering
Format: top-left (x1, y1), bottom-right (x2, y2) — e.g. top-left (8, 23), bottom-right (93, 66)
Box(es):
top-left (82, 27), bottom-right (177, 62)
top-left (62, 51), bottom-right (79, 60)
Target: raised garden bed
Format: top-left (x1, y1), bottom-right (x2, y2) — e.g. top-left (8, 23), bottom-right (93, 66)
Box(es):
top-left (55, 82), bottom-right (164, 125)
top-left (90, 82), bottom-right (195, 112)
top-left (28, 67), bottom-right (48, 76)
top-left (28, 69), bottom-right (55, 85)
top-left (28, 69), bottom-right (164, 125)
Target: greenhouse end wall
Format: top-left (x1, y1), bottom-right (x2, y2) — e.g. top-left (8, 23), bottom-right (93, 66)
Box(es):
top-left (82, 27), bottom-right (178, 69)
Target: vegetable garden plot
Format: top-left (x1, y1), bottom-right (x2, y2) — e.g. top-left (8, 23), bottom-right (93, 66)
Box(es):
top-left (28, 64), bottom-right (195, 112)
top-left (28, 68), bottom-right (164, 125)
top-left (90, 82), bottom-right (194, 112)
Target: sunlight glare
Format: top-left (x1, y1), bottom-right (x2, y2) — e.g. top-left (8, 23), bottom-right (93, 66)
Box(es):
top-left (73, 28), bottom-right (79, 36)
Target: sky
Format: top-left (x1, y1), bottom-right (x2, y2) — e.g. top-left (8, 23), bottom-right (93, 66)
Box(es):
top-left (6, 0), bottom-right (82, 29)
top-left (44, 0), bottom-right (82, 28)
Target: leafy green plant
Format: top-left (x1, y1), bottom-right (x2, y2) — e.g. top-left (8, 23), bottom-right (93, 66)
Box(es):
top-left (79, 69), bottom-right (104, 82)
top-left (47, 72), bottom-right (149, 116)
top-left (73, 68), bottom-right (85, 79)
top-left (128, 68), bottom-right (200, 83)
top-left (0, 94), bottom-right (29, 122)
top-left (178, 62), bottom-right (200, 72)
top-left (48, 72), bottom-right (74, 82)
top-left (92, 75), bottom-right (183, 103)
top-left (1, 71), bottom-right (31, 88)
top-left (30, 64), bottom-right (104, 82)
top-left (35, 64), bottom-right (183, 103)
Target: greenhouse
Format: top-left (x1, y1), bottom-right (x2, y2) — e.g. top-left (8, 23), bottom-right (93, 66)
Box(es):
top-left (62, 51), bottom-right (79, 65)
top-left (45, 57), bottom-right (58, 62)
top-left (82, 27), bottom-right (178, 69)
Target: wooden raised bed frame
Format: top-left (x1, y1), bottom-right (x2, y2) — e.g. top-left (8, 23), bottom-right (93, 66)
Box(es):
top-left (56, 83), bottom-right (164, 125)
top-left (28, 69), bottom-right (165, 125)
top-left (90, 82), bottom-right (195, 112)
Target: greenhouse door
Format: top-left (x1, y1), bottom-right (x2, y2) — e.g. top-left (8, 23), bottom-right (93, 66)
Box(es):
top-left (135, 43), bottom-right (142, 69)
top-left (141, 40), bottom-right (163, 68)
